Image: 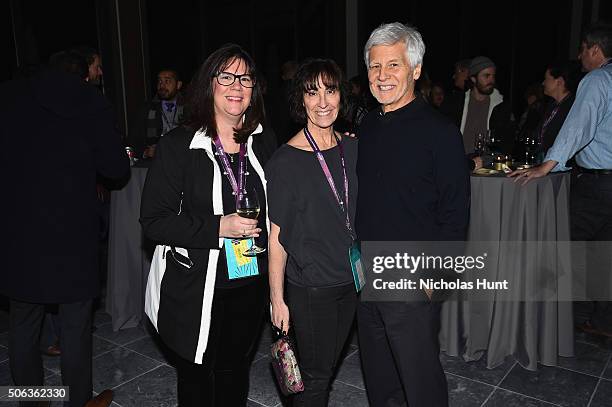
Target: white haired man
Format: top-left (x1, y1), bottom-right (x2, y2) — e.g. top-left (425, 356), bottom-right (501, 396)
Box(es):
top-left (356, 22), bottom-right (470, 406)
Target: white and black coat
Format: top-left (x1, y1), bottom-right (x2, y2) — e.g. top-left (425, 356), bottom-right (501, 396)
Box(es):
top-left (140, 124), bottom-right (276, 364)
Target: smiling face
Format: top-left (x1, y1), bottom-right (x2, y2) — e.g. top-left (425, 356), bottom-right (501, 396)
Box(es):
top-left (213, 58), bottom-right (253, 124)
top-left (367, 42), bottom-right (421, 113)
top-left (303, 75), bottom-right (341, 131)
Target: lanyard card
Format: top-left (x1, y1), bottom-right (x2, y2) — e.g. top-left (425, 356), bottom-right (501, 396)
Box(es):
top-left (349, 241), bottom-right (365, 292)
top-left (224, 238), bottom-right (259, 279)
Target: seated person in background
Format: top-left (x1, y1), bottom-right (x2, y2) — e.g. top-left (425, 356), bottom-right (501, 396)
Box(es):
top-left (128, 69), bottom-right (184, 158)
top-left (538, 60), bottom-right (580, 152)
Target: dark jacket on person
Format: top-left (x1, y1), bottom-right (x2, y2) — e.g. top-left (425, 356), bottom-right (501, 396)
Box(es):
top-left (127, 98), bottom-right (185, 158)
top-left (140, 124), bottom-right (276, 363)
top-left (0, 69), bottom-right (130, 303)
top-left (443, 88), bottom-right (516, 155)
top-left (356, 97), bottom-right (470, 242)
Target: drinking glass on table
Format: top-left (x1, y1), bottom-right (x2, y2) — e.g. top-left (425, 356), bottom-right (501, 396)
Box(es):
top-left (474, 133), bottom-right (484, 155)
top-left (236, 187), bottom-right (266, 256)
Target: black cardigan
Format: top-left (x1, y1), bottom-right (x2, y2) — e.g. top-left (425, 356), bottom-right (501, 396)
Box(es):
top-left (140, 124), bottom-right (276, 363)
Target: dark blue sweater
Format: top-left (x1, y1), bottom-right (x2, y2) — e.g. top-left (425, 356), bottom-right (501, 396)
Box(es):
top-left (356, 97), bottom-right (470, 242)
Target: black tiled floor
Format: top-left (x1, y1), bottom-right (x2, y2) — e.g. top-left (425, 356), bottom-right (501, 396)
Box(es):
top-left (91, 347), bottom-right (161, 393)
top-left (2, 308), bottom-right (612, 406)
top-left (112, 365), bottom-right (177, 407)
top-left (440, 352), bottom-right (516, 386)
top-left (499, 363), bottom-right (599, 407)
top-left (602, 355), bottom-right (612, 380)
top-left (328, 381), bottom-right (369, 407)
top-left (335, 350), bottom-right (365, 390)
top-left (557, 341), bottom-right (611, 377)
top-left (93, 324), bottom-right (149, 346)
top-left (247, 356), bottom-right (285, 407)
top-left (590, 379), bottom-right (612, 407)
top-left (446, 373), bottom-right (494, 407)
top-left (483, 389), bottom-right (558, 406)
top-left (124, 335), bottom-right (171, 364)
top-left (93, 335), bottom-right (119, 357)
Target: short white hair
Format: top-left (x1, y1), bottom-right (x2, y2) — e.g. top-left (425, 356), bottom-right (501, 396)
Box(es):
top-left (364, 22), bottom-right (425, 69)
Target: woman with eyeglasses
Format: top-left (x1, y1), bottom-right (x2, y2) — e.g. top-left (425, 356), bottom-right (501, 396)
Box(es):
top-left (140, 43), bottom-right (277, 406)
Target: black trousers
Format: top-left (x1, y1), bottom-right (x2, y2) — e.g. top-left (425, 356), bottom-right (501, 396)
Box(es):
top-left (174, 278), bottom-right (267, 407)
top-left (286, 282), bottom-right (357, 407)
top-left (9, 299), bottom-right (93, 407)
top-left (571, 172), bottom-right (612, 330)
top-left (357, 301), bottom-right (448, 407)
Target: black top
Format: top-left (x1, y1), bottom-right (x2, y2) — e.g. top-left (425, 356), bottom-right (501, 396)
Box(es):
top-left (356, 97), bottom-right (470, 242)
top-left (266, 136), bottom-right (358, 287)
top-left (538, 94), bottom-right (575, 152)
top-left (214, 148), bottom-right (268, 288)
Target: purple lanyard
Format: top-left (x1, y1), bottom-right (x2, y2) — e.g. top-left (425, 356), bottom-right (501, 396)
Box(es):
top-left (302, 127), bottom-right (354, 239)
top-left (212, 136), bottom-right (247, 195)
top-left (539, 104), bottom-right (560, 144)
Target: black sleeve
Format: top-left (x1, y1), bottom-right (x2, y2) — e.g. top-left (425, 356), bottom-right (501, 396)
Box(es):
top-left (92, 103), bottom-right (130, 180)
top-left (127, 104), bottom-right (149, 158)
top-left (140, 132), bottom-right (222, 249)
top-left (265, 156), bottom-right (293, 230)
top-left (434, 124), bottom-right (471, 241)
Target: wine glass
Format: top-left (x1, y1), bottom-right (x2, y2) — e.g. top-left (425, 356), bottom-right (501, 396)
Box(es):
top-left (474, 133), bottom-right (484, 155)
top-left (236, 188), bottom-right (266, 256)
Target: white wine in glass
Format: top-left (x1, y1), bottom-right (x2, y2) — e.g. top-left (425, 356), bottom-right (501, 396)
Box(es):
top-left (236, 188), bottom-right (266, 256)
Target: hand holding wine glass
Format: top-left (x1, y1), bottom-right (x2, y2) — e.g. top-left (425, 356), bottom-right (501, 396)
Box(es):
top-left (236, 187), bottom-right (266, 256)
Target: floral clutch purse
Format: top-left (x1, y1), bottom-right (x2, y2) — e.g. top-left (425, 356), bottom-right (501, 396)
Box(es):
top-left (270, 324), bottom-right (304, 395)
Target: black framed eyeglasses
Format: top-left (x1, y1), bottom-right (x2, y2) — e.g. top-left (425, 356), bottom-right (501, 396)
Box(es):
top-left (213, 72), bottom-right (256, 88)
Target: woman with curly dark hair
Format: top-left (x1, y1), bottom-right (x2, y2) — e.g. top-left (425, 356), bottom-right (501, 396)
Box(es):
top-left (140, 43), bottom-right (276, 406)
top-left (266, 58), bottom-right (359, 406)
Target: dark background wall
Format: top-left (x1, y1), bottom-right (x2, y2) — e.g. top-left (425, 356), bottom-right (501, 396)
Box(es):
top-left (4, 0), bottom-right (612, 135)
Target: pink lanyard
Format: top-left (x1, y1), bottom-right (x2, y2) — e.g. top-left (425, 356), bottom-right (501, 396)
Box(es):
top-left (302, 127), bottom-right (354, 240)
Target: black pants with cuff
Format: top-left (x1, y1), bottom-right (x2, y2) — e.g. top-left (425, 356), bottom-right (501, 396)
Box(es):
top-left (286, 282), bottom-right (357, 407)
top-left (357, 301), bottom-right (448, 407)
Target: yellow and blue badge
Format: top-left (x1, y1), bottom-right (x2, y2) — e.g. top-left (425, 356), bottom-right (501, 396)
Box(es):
top-left (224, 238), bottom-right (259, 279)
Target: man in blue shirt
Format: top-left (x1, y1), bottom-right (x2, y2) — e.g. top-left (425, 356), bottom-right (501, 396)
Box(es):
top-left (510, 23), bottom-right (612, 335)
